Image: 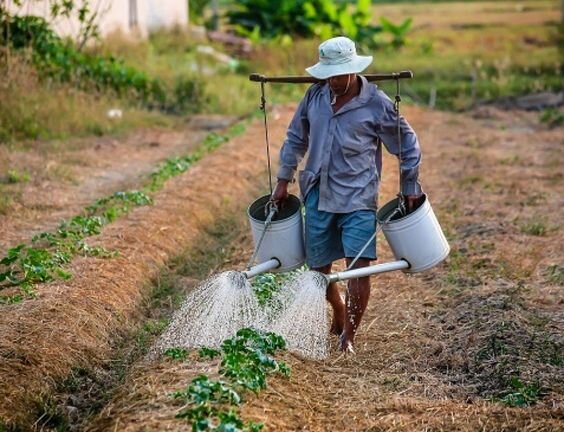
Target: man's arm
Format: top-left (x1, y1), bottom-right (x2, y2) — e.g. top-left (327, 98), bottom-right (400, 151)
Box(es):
top-left (272, 92), bottom-right (311, 203)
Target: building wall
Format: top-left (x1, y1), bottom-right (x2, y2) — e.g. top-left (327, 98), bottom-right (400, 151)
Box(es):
top-left (7, 0), bottom-right (188, 39)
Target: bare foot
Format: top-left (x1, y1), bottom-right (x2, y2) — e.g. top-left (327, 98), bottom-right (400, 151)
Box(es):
top-left (339, 332), bottom-right (355, 354)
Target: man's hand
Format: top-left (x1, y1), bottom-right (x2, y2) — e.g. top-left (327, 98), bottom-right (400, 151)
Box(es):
top-left (405, 194), bottom-right (424, 214)
top-left (271, 179), bottom-right (289, 207)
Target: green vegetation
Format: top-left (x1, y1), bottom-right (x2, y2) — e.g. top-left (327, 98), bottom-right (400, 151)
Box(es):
top-left (227, 0), bottom-right (380, 46)
top-left (520, 217), bottom-right (549, 236)
top-left (164, 347), bottom-right (189, 361)
top-left (251, 267), bottom-right (307, 306)
top-left (2, 1), bottom-right (559, 143)
top-left (496, 377), bottom-right (542, 407)
top-left (171, 328), bottom-right (289, 431)
top-left (539, 107), bottom-right (564, 127)
top-left (544, 264), bottom-right (564, 285)
top-left (148, 122), bottom-right (246, 191)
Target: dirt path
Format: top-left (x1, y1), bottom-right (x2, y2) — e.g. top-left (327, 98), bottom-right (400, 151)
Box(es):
top-left (86, 106), bottom-right (563, 431)
top-left (0, 115), bottom-right (234, 251)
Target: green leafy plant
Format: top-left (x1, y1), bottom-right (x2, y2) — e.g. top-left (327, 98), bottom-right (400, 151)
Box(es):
top-left (164, 347), bottom-right (189, 361)
top-left (227, 0), bottom-right (381, 47)
top-left (219, 328), bottom-right (289, 393)
top-left (172, 328), bottom-right (288, 431)
top-left (497, 377), bottom-right (542, 407)
top-left (379, 16), bottom-right (413, 48)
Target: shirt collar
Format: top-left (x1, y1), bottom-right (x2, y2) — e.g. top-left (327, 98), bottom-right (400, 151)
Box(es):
top-left (321, 75), bottom-right (372, 115)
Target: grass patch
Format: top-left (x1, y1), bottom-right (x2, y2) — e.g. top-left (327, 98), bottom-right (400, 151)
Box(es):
top-left (544, 264), bottom-right (564, 285)
top-left (520, 217), bottom-right (549, 236)
top-left (0, 55), bottom-right (174, 145)
top-left (494, 377), bottom-right (542, 407)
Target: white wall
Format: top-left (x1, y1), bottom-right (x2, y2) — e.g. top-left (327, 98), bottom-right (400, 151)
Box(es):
top-left (7, 0), bottom-right (188, 39)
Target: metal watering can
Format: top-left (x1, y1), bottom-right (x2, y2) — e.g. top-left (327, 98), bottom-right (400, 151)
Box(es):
top-left (244, 193), bottom-right (450, 283)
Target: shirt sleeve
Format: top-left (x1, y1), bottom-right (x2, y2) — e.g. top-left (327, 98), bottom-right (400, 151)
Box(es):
top-left (376, 91), bottom-right (423, 196)
top-left (276, 87), bottom-right (312, 181)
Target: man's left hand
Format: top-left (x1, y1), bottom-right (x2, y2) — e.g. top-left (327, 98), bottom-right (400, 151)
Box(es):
top-left (405, 194), bottom-right (424, 214)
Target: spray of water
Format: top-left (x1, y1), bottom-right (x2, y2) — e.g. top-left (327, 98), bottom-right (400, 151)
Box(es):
top-left (155, 271), bottom-right (267, 352)
top-left (271, 271), bottom-right (330, 360)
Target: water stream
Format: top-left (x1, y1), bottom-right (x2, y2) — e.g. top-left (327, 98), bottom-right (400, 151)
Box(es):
top-left (155, 269), bottom-right (331, 360)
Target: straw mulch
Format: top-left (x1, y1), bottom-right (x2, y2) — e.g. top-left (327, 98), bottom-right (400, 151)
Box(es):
top-left (0, 105), bottom-right (293, 428)
top-left (85, 106), bottom-right (563, 431)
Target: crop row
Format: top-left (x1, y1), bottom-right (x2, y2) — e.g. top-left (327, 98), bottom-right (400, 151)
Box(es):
top-left (0, 122), bottom-right (248, 304)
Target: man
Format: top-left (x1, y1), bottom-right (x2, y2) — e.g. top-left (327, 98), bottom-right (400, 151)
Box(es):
top-left (271, 36), bottom-right (423, 352)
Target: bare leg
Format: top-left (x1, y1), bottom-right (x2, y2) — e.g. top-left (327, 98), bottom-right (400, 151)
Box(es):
top-left (340, 258), bottom-right (371, 351)
top-left (312, 263), bottom-right (345, 336)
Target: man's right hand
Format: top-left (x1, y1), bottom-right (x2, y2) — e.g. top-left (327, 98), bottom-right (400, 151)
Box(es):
top-left (271, 179), bottom-right (289, 207)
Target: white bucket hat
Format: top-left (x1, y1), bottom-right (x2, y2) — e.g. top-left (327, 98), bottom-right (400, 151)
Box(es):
top-left (305, 36), bottom-right (373, 80)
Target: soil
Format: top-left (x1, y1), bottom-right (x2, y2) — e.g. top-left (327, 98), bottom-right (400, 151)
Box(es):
top-left (0, 103), bottom-right (562, 431)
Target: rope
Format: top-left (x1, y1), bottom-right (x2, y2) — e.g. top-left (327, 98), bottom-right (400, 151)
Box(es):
top-left (346, 207), bottom-right (401, 270)
top-left (260, 82), bottom-right (274, 195)
top-left (346, 77), bottom-right (406, 271)
top-left (395, 78), bottom-right (406, 216)
top-left (247, 205), bottom-right (277, 269)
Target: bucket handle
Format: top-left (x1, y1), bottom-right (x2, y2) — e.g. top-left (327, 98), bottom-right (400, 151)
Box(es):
top-left (246, 203), bottom-right (278, 269)
top-left (346, 205), bottom-right (402, 271)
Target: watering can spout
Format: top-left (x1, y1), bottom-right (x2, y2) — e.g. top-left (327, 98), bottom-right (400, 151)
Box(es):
top-left (242, 258), bottom-right (281, 279)
top-left (326, 260), bottom-right (410, 284)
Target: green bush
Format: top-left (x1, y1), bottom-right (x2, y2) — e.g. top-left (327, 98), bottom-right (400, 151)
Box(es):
top-left (227, 0), bottom-right (381, 46)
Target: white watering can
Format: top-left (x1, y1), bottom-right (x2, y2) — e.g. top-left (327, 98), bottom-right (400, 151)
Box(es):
top-left (244, 193), bottom-right (449, 283)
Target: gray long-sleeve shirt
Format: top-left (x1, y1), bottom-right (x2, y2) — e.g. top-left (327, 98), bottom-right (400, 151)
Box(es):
top-left (276, 75), bottom-right (423, 213)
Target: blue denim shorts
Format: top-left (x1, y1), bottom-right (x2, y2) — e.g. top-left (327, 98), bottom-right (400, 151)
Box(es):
top-left (304, 185), bottom-right (377, 269)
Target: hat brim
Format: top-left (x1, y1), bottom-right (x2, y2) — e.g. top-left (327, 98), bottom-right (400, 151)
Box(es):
top-left (305, 55), bottom-right (373, 80)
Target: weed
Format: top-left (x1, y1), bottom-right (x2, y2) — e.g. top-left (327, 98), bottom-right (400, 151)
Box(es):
top-left (539, 107), bottom-right (564, 128)
top-left (499, 154), bottom-right (521, 166)
top-left (458, 175), bottom-right (483, 187)
top-left (496, 377), bottom-right (542, 407)
top-left (5, 169), bottom-right (30, 184)
top-left (544, 264), bottom-right (564, 284)
top-left (520, 217), bottom-right (549, 236)
top-left (0, 186), bottom-right (13, 215)
top-left (164, 347), bottom-right (189, 361)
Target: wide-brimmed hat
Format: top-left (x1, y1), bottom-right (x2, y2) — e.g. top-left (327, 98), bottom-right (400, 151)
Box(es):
top-left (305, 36), bottom-right (373, 80)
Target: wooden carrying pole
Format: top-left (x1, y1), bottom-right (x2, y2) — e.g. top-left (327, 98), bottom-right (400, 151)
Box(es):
top-left (249, 71), bottom-right (413, 84)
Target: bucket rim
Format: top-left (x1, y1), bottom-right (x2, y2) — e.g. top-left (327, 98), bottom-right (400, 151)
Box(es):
top-left (247, 194), bottom-right (302, 223)
top-left (377, 193), bottom-right (429, 225)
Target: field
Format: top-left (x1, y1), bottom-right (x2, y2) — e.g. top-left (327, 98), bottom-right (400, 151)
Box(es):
top-left (0, 1), bottom-right (562, 431)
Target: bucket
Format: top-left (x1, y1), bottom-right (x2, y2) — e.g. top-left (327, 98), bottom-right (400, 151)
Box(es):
top-left (377, 194), bottom-right (449, 273)
top-left (248, 194), bottom-right (305, 272)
